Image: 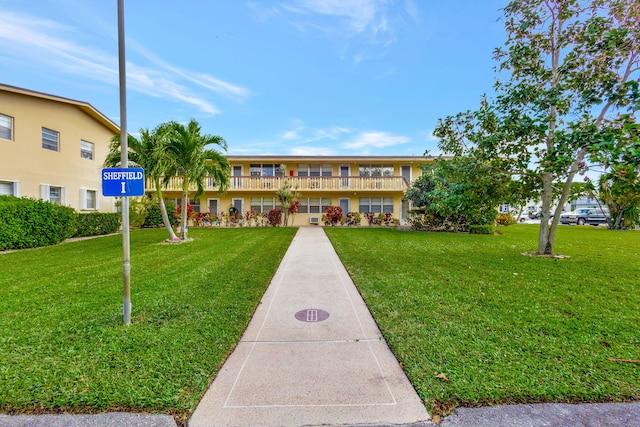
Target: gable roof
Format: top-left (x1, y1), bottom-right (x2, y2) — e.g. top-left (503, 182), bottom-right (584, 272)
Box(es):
top-left (0, 83), bottom-right (120, 134)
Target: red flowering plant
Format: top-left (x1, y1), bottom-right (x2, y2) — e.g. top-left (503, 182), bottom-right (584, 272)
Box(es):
top-left (267, 209), bottom-right (282, 227)
top-left (245, 209), bottom-right (260, 226)
top-left (364, 212), bottom-right (376, 226)
top-left (324, 206), bottom-right (343, 226)
top-left (174, 203), bottom-right (195, 222)
top-left (195, 212), bottom-right (212, 226)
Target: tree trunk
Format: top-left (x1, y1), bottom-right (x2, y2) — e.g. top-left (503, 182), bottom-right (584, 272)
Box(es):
top-left (181, 190), bottom-right (188, 240)
top-left (158, 191), bottom-right (178, 240)
top-left (538, 172), bottom-right (554, 254)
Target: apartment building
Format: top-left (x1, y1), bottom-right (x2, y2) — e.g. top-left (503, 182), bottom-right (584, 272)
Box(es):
top-left (155, 155), bottom-right (430, 226)
top-left (0, 84), bottom-right (119, 212)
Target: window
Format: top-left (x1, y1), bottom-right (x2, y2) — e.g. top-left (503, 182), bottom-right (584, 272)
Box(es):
top-left (250, 164), bottom-right (284, 177)
top-left (80, 140), bottom-right (94, 160)
top-left (359, 197), bottom-right (393, 213)
top-left (208, 199), bottom-right (219, 215)
top-left (0, 180), bottom-right (18, 196)
top-left (190, 198), bottom-right (200, 213)
top-left (41, 184), bottom-right (65, 205)
top-left (250, 197), bottom-right (277, 213)
top-left (359, 164), bottom-right (393, 176)
top-left (298, 164), bottom-right (332, 176)
top-left (80, 188), bottom-right (97, 210)
top-left (0, 114), bottom-right (13, 140)
top-left (298, 197), bottom-right (331, 214)
top-left (42, 128), bottom-right (59, 151)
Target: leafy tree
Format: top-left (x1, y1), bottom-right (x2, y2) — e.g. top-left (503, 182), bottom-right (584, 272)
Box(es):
top-left (104, 128), bottom-right (179, 240)
top-left (405, 156), bottom-right (516, 231)
top-left (435, 0), bottom-right (639, 254)
top-left (161, 120), bottom-right (230, 240)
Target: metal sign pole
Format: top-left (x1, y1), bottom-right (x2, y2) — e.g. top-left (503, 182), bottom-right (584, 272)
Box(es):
top-left (117, 0), bottom-right (131, 325)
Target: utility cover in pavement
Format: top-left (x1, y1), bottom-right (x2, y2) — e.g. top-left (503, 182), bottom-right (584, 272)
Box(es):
top-left (295, 309), bottom-right (329, 322)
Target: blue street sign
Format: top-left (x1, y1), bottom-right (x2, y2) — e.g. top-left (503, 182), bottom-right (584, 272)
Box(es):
top-left (102, 167), bottom-right (145, 196)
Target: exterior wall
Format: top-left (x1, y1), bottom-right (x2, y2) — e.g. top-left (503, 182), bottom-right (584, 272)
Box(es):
top-left (154, 156), bottom-right (429, 226)
top-left (0, 86), bottom-right (118, 212)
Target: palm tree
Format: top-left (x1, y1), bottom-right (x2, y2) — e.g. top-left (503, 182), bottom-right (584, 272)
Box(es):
top-left (161, 119), bottom-right (230, 239)
top-left (104, 128), bottom-right (179, 240)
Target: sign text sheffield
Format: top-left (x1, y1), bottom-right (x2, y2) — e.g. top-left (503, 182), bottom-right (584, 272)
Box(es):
top-left (102, 167), bottom-right (145, 196)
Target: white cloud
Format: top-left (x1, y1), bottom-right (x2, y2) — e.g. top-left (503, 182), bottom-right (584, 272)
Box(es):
top-left (280, 122), bottom-right (351, 143)
top-left (290, 146), bottom-right (336, 156)
top-left (282, 130), bottom-right (299, 140)
top-left (310, 126), bottom-right (351, 141)
top-left (0, 10), bottom-right (248, 115)
top-left (344, 131), bottom-right (410, 149)
top-left (283, 0), bottom-right (378, 35)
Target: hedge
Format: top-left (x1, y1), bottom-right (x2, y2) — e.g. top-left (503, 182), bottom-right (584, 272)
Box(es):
top-left (75, 212), bottom-right (121, 237)
top-left (0, 196), bottom-right (76, 250)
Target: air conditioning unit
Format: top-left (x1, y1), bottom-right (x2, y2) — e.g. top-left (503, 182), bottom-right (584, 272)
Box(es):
top-left (309, 216), bottom-right (320, 224)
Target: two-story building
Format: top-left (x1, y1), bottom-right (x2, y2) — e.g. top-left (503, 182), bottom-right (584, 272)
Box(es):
top-left (0, 83), bottom-right (119, 212)
top-left (1, 84), bottom-right (430, 223)
top-left (154, 155), bottom-right (430, 226)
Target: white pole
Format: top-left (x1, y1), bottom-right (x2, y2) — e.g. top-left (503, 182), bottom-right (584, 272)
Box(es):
top-left (117, 0), bottom-right (131, 325)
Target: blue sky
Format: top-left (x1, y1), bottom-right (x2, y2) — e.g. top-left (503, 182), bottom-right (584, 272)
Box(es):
top-left (0, 0), bottom-right (508, 156)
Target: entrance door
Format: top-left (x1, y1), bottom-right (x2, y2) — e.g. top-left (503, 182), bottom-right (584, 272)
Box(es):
top-left (340, 165), bottom-right (349, 189)
top-left (232, 165), bottom-right (243, 189)
top-left (339, 198), bottom-right (350, 214)
top-left (401, 165), bottom-right (411, 186)
top-left (208, 199), bottom-right (219, 215)
top-left (401, 199), bottom-right (411, 225)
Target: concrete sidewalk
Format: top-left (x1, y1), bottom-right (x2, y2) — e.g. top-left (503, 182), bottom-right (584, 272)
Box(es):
top-left (189, 226), bottom-right (431, 426)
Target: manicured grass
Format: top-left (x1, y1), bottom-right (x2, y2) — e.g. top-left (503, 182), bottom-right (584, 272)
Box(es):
top-left (325, 225), bottom-right (640, 416)
top-left (0, 228), bottom-right (296, 421)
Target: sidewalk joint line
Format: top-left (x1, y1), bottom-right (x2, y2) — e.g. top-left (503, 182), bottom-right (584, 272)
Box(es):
top-left (239, 338), bottom-right (383, 344)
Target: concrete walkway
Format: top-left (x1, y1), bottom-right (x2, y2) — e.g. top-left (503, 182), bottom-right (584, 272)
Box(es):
top-left (189, 226), bottom-right (431, 427)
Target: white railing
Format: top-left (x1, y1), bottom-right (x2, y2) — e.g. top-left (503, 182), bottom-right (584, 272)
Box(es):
top-left (146, 176), bottom-right (409, 192)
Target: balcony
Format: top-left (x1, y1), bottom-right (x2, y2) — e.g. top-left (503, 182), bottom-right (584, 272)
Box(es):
top-left (146, 176), bottom-right (410, 193)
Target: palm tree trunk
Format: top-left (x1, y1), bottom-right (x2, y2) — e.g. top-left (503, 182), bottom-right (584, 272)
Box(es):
top-left (155, 182), bottom-right (178, 240)
top-left (181, 190), bottom-right (189, 240)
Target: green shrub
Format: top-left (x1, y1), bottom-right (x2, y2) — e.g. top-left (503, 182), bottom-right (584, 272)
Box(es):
top-left (115, 197), bottom-right (148, 228)
top-left (0, 196), bottom-right (76, 250)
top-left (468, 224), bottom-right (494, 234)
top-left (496, 213), bottom-right (516, 226)
top-left (75, 213), bottom-right (121, 237)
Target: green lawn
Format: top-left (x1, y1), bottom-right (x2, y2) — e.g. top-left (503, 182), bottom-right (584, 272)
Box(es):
top-left (325, 225), bottom-right (640, 416)
top-left (0, 228), bottom-right (296, 421)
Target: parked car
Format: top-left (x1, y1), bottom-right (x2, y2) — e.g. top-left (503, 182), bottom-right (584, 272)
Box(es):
top-left (559, 208), bottom-right (609, 226)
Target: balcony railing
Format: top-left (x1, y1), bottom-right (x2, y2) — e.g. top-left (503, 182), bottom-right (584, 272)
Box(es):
top-left (146, 176), bottom-right (410, 192)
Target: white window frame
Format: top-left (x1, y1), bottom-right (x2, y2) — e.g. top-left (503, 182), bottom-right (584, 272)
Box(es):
top-left (80, 188), bottom-right (99, 210)
top-left (40, 184), bottom-right (65, 205)
top-left (232, 198), bottom-right (244, 214)
top-left (42, 127), bottom-right (60, 151)
top-left (358, 164), bottom-right (394, 177)
top-left (250, 197), bottom-right (277, 213)
top-left (80, 140), bottom-right (94, 160)
top-left (250, 164), bottom-right (284, 177)
top-left (207, 198), bottom-right (220, 216)
top-left (359, 197), bottom-right (394, 213)
top-left (298, 164), bottom-right (332, 177)
top-left (0, 179), bottom-right (19, 196)
top-left (0, 113), bottom-right (13, 140)
top-left (298, 197), bottom-right (332, 214)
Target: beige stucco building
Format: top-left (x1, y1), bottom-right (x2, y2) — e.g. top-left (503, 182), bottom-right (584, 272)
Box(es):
top-left (1, 84), bottom-right (430, 223)
top-left (0, 83), bottom-right (119, 212)
top-left (155, 155), bottom-right (430, 226)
